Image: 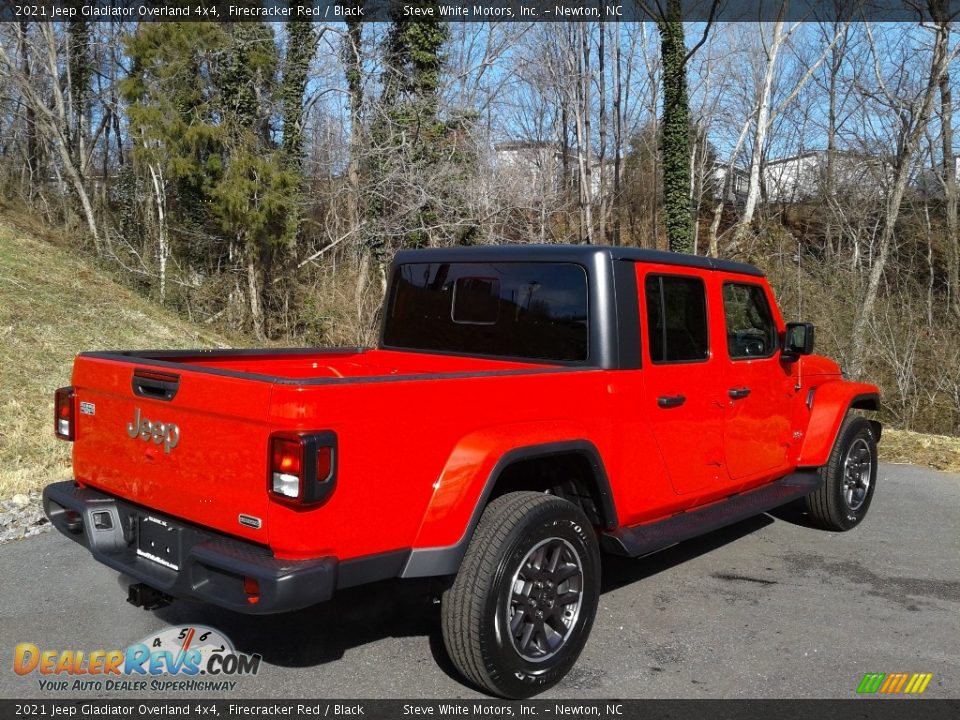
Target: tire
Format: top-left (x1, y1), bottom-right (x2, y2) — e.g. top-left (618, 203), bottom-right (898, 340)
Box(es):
top-left (441, 491), bottom-right (600, 699)
top-left (805, 415), bottom-right (878, 531)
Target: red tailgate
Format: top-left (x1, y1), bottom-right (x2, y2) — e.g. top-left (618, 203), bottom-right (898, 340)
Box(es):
top-left (70, 355), bottom-right (274, 543)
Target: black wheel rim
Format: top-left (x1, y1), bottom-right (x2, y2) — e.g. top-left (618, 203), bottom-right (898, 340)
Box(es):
top-left (843, 437), bottom-right (872, 512)
top-left (505, 537), bottom-right (584, 663)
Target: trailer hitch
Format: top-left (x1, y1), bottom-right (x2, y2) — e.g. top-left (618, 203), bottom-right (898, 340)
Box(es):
top-left (126, 582), bottom-right (173, 610)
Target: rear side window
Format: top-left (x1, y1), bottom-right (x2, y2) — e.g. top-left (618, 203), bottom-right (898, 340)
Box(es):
top-left (384, 262), bottom-right (589, 362)
top-left (645, 274), bottom-right (708, 363)
top-left (722, 283), bottom-right (777, 359)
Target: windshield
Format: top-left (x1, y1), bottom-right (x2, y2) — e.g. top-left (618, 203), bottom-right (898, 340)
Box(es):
top-left (383, 261), bottom-right (590, 363)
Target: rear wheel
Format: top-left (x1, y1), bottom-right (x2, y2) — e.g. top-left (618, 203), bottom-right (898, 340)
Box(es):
top-left (805, 415), bottom-right (878, 531)
top-left (441, 491), bottom-right (600, 698)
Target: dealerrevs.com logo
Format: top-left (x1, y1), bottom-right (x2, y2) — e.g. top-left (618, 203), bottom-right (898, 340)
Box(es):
top-left (13, 625), bottom-right (261, 692)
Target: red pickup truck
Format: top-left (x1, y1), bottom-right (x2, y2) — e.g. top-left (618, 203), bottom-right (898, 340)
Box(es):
top-left (44, 245), bottom-right (880, 698)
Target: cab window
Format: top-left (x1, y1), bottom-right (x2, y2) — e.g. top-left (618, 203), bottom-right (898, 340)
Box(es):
top-left (644, 275), bottom-right (709, 363)
top-left (722, 283), bottom-right (777, 359)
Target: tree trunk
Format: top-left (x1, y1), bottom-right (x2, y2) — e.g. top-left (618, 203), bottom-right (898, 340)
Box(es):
top-left (146, 160), bottom-right (168, 302)
top-left (247, 249), bottom-right (264, 340)
top-left (36, 24), bottom-right (101, 252)
top-left (579, 24), bottom-right (594, 244)
top-left (658, 0), bottom-right (694, 253)
top-left (611, 23), bottom-right (623, 246)
top-left (598, 20), bottom-right (607, 244)
top-left (738, 16), bottom-right (786, 238)
top-left (941, 60), bottom-right (959, 318)
top-left (344, 15), bottom-right (363, 235)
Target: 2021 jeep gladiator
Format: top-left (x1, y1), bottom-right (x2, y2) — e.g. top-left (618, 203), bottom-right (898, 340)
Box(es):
top-left (44, 245), bottom-right (880, 698)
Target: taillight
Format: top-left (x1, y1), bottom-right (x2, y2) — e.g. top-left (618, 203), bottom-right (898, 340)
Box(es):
top-left (271, 437), bottom-right (303, 499)
top-left (268, 431), bottom-right (337, 506)
top-left (55, 386), bottom-right (75, 441)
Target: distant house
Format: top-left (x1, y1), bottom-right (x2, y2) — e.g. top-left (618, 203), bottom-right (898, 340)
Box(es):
top-left (763, 150), bottom-right (889, 202)
top-left (494, 141), bottom-right (613, 203)
top-left (708, 160), bottom-right (750, 203)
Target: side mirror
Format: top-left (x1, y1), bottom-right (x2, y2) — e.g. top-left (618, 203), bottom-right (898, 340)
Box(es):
top-left (783, 322), bottom-right (815, 358)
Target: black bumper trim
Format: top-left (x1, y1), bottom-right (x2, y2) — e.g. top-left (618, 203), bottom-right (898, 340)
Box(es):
top-left (42, 480), bottom-right (337, 615)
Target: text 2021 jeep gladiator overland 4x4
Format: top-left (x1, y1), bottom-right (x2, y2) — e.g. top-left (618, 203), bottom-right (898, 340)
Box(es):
top-left (44, 245), bottom-right (880, 697)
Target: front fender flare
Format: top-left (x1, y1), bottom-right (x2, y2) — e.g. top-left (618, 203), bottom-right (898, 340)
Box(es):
top-left (796, 381), bottom-right (880, 468)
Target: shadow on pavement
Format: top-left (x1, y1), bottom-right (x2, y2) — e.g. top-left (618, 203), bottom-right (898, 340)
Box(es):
top-left (152, 513), bottom-right (777, 676)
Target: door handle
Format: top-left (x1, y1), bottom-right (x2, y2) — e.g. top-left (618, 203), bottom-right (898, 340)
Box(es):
top-left (728, 387), bottom-right (751, 399)
top-left (657, 394), bottom-right (686, 408)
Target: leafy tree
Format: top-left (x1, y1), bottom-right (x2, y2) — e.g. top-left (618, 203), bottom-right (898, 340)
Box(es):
top-left (215, 22), bottom-right (298, 337)
top-left (123, 22), bottom-right (298, 336)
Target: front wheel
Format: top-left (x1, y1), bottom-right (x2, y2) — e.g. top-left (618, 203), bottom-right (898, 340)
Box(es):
top-left (805, 415), bottom-right (879, 531)
top-left (441, 491), bottom-right (600, 699)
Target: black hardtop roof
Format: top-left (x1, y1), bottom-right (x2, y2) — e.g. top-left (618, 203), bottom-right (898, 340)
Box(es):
top-left (392, 244), bottom-right (764, 278)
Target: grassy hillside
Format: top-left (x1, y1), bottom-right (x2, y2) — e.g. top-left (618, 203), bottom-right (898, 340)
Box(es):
top-left (0, 220), bottom-right (235, 498)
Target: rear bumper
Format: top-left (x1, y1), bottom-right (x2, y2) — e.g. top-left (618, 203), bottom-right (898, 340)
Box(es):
top-left (42, 480), bottom-right (336, 615)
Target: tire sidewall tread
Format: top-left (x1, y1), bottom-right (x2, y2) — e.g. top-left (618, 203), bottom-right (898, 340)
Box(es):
top-left (441, 491), bottom-right (600, 699)
top-left (805, 415), bottom-right (878, 531)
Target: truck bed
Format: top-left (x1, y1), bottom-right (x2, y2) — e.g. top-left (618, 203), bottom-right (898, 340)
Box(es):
top-left (84, 347), bottom-right (555, 382)
top-left (68, 347), bottom-right (601, 557)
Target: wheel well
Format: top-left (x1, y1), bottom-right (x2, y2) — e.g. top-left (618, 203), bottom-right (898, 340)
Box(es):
top-left (850, 393), bottom-right (880, 411)
top-left (487, 452), bottom-right (614, 529)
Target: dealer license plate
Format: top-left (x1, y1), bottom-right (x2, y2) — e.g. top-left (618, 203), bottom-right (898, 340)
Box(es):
top-left (135, 515), bottom-right (182, 571)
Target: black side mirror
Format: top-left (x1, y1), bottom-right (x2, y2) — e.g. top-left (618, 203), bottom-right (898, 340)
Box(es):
top-left (782, 322), bottom-right (815, 358)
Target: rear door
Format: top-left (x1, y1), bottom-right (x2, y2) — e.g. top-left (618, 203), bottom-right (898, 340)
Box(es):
top-left (719, 280), bottom-right (793, 480)
top-left (638, 266), bottom-right (726, 495)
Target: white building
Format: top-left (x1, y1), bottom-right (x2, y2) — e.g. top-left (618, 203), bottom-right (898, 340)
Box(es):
top-left (763, 150), bottom-right (889, 202)
top-left (494, 141), bottom-right (612, 202)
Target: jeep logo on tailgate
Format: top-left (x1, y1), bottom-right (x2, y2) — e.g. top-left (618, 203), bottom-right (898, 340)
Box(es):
top-left (127, 407), bottom-right (180, 454)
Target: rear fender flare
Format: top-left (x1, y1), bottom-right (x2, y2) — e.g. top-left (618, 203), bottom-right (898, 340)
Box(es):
top-left (401, 429), bottom-right (614, 578)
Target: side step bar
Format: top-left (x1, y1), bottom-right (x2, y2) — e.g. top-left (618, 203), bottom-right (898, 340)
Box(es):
top-left (600, 471), bottom-right (822, 557)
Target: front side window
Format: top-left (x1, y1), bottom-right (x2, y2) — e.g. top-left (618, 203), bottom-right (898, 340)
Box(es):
top-left (722, 283), bottom-right (777, 359)
top-left (644, 274), bottom-right (709, 363)
top-left (384, 262), bottom-right (589, 362)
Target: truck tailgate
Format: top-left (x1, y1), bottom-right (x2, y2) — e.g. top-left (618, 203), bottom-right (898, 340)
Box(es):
top-left (70, 355), bottom-right (274, 543)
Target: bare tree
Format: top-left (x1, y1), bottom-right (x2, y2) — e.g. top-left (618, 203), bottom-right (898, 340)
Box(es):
top-left (0, 24), bottom-right (101, 251)
top-left (849, 18), bottom-right (954, 378)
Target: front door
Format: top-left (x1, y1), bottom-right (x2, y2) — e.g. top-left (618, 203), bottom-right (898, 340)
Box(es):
top-left (639, 267), bottom-right (726, 496)
top-left (720, 280), bottom-right (792, 480)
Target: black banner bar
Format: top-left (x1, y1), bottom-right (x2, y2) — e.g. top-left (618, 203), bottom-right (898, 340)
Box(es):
top-left (2, 0), bottom-right (959, 23)
top-left (2, 700), bottom-right (960, 720)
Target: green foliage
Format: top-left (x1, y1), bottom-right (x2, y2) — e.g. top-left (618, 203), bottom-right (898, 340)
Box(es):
top-left (281, 17), bottom-right (316, 171)
top-left (121, 22), bottom-right (227, 207)
top-left (383, 6), bottom-right (448, 106)
top-left (658, 3), bottom-right (694, 254)
top-left (212, 134), bottom-right (299, 253)
top-left (66, 15), bottom-right (91, 168)
top-left (121, 21), bottom-right (299, 333)
top-left (220, 23), bottom-right (278, 137)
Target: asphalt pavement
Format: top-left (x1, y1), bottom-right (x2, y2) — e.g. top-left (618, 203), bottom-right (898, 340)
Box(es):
top-left (1, 462), bottom-right (957, 700)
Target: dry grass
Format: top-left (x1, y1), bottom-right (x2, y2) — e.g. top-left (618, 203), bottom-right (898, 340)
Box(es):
top-left (0, 220), bottom-right (235, 498)
top-left (881, 429), bottom-right (960, 474)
